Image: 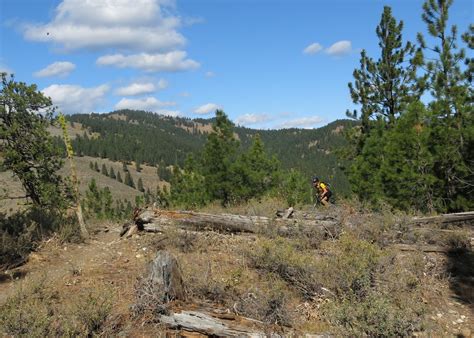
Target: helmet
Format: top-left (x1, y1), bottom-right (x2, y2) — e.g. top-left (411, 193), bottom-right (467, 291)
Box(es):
top-left (312, 176), bottom-right (319, 183)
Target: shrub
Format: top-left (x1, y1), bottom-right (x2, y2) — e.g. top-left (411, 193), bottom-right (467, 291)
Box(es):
top-left (247, 237), bottom-right (320, 299)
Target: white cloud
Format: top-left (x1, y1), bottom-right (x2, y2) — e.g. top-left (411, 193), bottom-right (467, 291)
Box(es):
top-left (116, 82), bottom-right (156, 96)
top-left (96, 51), bottom-right (199, 72)
top-left (276, 116), bottom-right (324, 129)
top-left (193, 103), bottom-right (222, 115)
top-left (157, 78), bottom-right (168, 89)
top-left (325, 40), bottom-right (352, 56)
top-left (303, 42), bottom-right (323, 55)
top-left (236, 113), bottom-right (272, 125)
top-left (42, 83), bottom-right (109, 114)
top-left (34, 61), bottom-right (75, 77)
top-left (23, 0), bottom-right (184, 53)
top-left (205, 71), bottom-right (215, 78)
top-left (114, 97), bottom-right (176, 111)
top-left (156, 109), bottom-right (181, 117)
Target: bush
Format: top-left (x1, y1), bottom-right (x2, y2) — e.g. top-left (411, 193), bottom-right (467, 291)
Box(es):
top-left (247, 237), bottom-right (320, 299)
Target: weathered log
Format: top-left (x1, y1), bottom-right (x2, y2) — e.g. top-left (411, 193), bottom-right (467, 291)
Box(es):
top-left (392, 244), bottom-right (448, 253)
top-left (158, 310), bottom-right (265, 337)
top-left (131, 208), bottom-right (339, 237)
top-left (410, 211), bottom-right (474, 226)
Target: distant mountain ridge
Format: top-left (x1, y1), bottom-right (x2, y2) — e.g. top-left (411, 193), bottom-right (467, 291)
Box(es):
top-left (67, 110), bottom-right (357, 194)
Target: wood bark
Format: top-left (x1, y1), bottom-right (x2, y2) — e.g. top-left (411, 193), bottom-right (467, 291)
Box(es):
top-left (158, 310), bottom-right (265, 337)
top-left (125, 208), bottom-right (339, 237)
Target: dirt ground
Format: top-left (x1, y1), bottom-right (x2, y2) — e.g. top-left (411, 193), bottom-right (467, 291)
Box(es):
top-left (0, 219), bottom-right (472, 336)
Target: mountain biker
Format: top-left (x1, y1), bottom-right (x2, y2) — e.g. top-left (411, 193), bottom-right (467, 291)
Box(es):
top-left (312, 176), bottom-right (331, 207)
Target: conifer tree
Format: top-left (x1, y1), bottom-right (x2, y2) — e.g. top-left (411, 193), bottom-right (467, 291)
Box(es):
top-left (348, 6), bottom-right (420, 135)
top-left (89, 161), bottom-right (93, 170)
top-left (109, 166), bottom-right (116, 179)
top-left (94, 161), bottom-right (99, 172)
top-left (0, 73), bottom-right (68, 210)
top-left (116, 171), bottom-right (123, 183)
top-left (137, 177), bottom-right (144, 192)
top-left (101, 163), bottom-right (108, 176)
top-left (124, 171), bottom-right (135, 188)
top-left (417, 0), bottom-right (473, 211)
top-left (201, 110), bottom-right (239, 205)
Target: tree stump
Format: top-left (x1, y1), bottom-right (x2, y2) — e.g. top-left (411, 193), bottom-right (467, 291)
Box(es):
top-left (147, 250), bottom-right (186, 303)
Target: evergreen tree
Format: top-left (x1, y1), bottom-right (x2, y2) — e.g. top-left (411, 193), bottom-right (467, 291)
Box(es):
top-left (116, 171), bottom-right (123, 183)
top-left (94, 161), bottom-right (99, 172)
top-left (0, 73), bottom-right (68, 210)
top-left (122, 162), bottom-right (128, 172)
top-left (135, 159), bottom-right (142, 173)
top-left (124, 171), bottom-right (135, 188)
top-left (170, 157), bottom-right (209, 209)
top-left (417, 0), bottom-right (473, 211)
top-left (137, 177), bottom-right (145, 192)
top-left (231, 134), bottom-right (281, 201)
top-left (201, 110), bottom-right (239, 205)
top-left (89, 161), bottom-right (93, 170)
top-left (109, 166), bottom-right (116, 179)
top-left (348, 6), bottom-right (420, 138)
top-left (101, 163), bottom-right (109, 176)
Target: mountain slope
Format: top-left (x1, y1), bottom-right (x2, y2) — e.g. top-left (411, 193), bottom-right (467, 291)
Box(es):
top-left (67, 110), bottom-right (357, 195)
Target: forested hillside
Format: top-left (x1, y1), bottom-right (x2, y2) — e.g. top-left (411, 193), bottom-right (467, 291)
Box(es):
top-left (67, 110), bottom-right (356, 194)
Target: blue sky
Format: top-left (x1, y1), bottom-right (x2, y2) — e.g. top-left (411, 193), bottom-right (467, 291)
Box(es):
top-left (0, 0), bottom-right (472, 129)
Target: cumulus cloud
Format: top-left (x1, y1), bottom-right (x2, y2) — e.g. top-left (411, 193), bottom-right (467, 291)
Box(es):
top-left (34, 61), bottom-right (75, 77)
top-left (303, 42), bottom-right (323, 55)
top-left (114, 97), bottom-right (176, 111)
top-left (96, 51), bottom-right (199, 72)
top-left (325, 40), bottom-right (352, 56)
top-left (116, 82), bottom-right (156, 96)
top-left (155, 109), bottom-right (181, 117)
top-left (205, 71), bottom-right (215, 78)
top-left (22, 0), bottom-right (184, 53)
top-left (42, 83), bottom-right (109, 114)
top-left (193, 103), bottom-right (222, 115)
top-left (276, 116), bottom-right (324, 129)
top-left (157, 78), bottom-right (168, 89)
top-left (236, 113), bottom-right (272, 125)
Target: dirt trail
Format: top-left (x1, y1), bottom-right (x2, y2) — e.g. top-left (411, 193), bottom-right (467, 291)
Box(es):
top-left (0, 224), bottom-right (152, 306)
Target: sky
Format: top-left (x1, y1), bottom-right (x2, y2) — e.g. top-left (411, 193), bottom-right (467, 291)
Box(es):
top-left (0, 0), bottom-right (472, 129)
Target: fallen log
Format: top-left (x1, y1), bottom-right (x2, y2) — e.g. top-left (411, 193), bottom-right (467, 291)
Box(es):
top-left (410, 211), bottom-right (474, 226)
top-left (124, 208), bottom-right (340, 237)
top-left (392, 244), bottom-right (448, 253)
top-left (158, 310), bottom-right (265, 337)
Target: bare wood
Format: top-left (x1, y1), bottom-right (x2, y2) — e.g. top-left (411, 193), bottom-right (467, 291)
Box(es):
top-left (393, 244), bottom-right (447, 253)
top-left (132, 208), bottom-right (339, 236)
top-left (410, 212), bottom-right (474, 226)
top-left (159, 310), bottom-right (265, 336)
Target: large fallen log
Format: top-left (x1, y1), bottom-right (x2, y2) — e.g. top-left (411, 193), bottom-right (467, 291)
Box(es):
top-left (410, 211), bottom-right (474, 226)
top-left (159, 310), bottom-right (265, 337)
top-left (123, 208), bottom-right (340, 237)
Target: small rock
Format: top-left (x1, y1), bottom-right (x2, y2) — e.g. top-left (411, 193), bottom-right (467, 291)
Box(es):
top-left (437, 313), bottom-right (443, 318)
top-left (135, 254), bottom-right (143, 259)
top-left (460, 315), bottom-right (466, 320)
top-left (448, 309), bottom-right (456, 314)
top-left (456, 318), bottom-right (464, 324)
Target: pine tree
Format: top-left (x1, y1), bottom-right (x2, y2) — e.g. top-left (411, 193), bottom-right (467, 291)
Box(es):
top-left (101, 163), bottom-right (109, 176)
top-left (417, 0), bottom-right (473, 211)
top-left (116, 171), bottom-right (123, 183)
top-left (135, 159), bottom-right (142, 173)
top-left (201, 110), bottom-right (239, 205)
top-left (348, 6), bottom-right (420, 135)
top-left (89, 161), bottom-right (93, 170)
top-left (0, 73), bottom-right (68, 210)
top-left (137, 177), bottom-right (144, 192)
top-left (94, 161), bottom-right (99, 172)
top-left (231, 134), bottom-right (280, 201)
top-left (124, 171), bottom-right (135, 188)
top-left (109, 166), bottom-right (116, 179)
